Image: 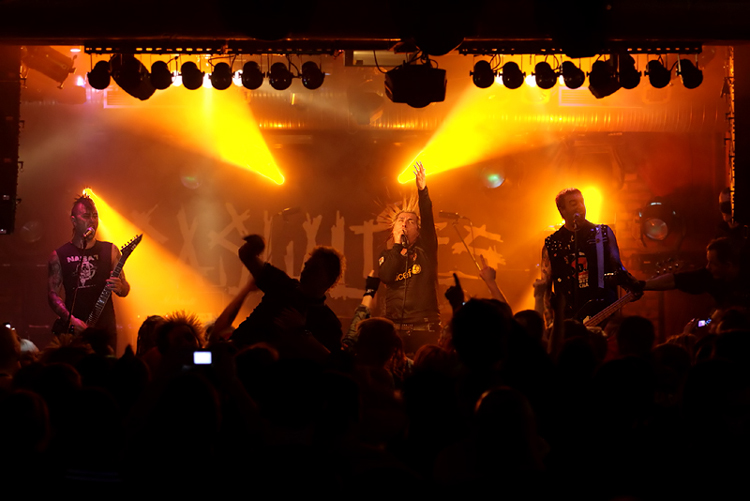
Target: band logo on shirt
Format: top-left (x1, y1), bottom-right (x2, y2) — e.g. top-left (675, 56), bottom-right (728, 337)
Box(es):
top-left (67, 254), bottom-right (99, 287)
top-left (396, 263), bottom-right (422, 281)
top-left (566, 253), bottom-right (589, 288)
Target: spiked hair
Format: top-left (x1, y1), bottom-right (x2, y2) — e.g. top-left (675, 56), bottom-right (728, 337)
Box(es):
top-left (378, 193), bottom-right (420, 237)
top-left (71, 193), bottom-right (96, 216)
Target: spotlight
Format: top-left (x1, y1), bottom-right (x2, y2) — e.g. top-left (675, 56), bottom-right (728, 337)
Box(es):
top-left (180, 61), bottom-right (204, 90)
top-left (21, 46), bottom-right (75, 87)
top-left (301, 61), bottom-right (325, 90)
top-left (646, 60), bottom-right (671, 89)
top-left (534, 61), bottom-right (557, 89)
top-left (384, 64), bottom-right (446, 108)
top-left (150, 61), bottom-right (172, 90)
top-left (87, 60), bottom-right (111, 90)
top-left (678, 59), bottom-right (703, 89)
top-left (588, 59), bottom-right (620, 99)
top-left (618, 54), bottom-right (641, 90)
top-left (241, 62), bottom-right (264, 90)
top-left (500, 62), bottom-right (525, 90)
top-left (481, 166), bottom-right (505, 189)
top-left (560, 61), bottom-right (585, 89)
top-left (111, 55), bottom-right (155, 101)
top-left (210, 62), bottom-right (233, 90)
top-left (268, 62), bottom-right (293, 90)
top-left (471, 60), bottom-right (495, 89)
top-left (639, 198), bottom-right (684, 249)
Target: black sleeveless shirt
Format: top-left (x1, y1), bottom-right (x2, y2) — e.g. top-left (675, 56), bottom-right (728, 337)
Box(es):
top-left (56, 241), bottom-right (116, 335)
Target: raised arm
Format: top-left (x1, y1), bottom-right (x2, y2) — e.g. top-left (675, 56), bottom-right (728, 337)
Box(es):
top-left (238, 234), bottom-right (267, 280)
top-left (343, 272), bottom-right (380, 350)
top-left (213, 277), bottom-right (258, 340)
top-left (478, 254), bottom-right (508, 304)
top-left (538, 246), bottom-right (553, 327)
top-left (414, 161), bottom-right (437, 254)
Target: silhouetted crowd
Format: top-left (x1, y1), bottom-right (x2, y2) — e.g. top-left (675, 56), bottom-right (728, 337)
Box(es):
top-left (2, 277), bottom-right (750, 499)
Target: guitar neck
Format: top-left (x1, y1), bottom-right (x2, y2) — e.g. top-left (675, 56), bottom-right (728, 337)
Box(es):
top-left (85, 258), bottom-right (125, 327)
top-left (584, 291), bottom-right (634, 327)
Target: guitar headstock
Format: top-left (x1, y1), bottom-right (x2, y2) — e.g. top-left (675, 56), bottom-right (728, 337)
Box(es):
top-left (121, 234), bottom-right (143, 259)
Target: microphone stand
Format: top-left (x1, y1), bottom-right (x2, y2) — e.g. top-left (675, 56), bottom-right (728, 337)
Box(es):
top-left (450, 219), bottom-right (482, 271)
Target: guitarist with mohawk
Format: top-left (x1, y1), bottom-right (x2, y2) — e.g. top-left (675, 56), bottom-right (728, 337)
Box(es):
top-left (48, 194), bottom-right (131, 350)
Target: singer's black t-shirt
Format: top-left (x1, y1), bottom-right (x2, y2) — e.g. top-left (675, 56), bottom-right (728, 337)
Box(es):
top-left (378, 187), bottom-right (440, 324)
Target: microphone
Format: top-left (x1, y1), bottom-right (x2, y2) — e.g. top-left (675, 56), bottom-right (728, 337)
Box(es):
top-left (400, 231), bottom-right (409, 247)
top-left (573, 213), bottom-right (581, 220)
top-left (439, 210), bottom-right (463, 219)
top-left (82, 227), bottom-right (95, 239)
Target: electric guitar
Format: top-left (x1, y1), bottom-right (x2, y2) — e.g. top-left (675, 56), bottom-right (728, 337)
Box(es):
top-left (575, 258), bottom-right (685, 327)
top-left (52, 234), bottom-right (142, 334)
top-left (582, 291), bottom-right (636, 327)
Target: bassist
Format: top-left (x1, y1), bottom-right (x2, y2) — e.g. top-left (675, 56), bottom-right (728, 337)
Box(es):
top-left (48, 194), bottom-right (130, 348)
top-left (538, 188), bottom-right (641, 326)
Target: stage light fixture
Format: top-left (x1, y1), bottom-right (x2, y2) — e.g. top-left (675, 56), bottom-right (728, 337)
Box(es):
top-left (588, 59), bottom-right (620, 99)
top-left (150, 61), bottom-right (172, 90)
top-left (646, 60), bottom-right (671, 89)
top-left (21, 46), bottom-right (75, 87)
top-left (111, 55), bottom-right (155, 101)
top-left (500, 62), bottom-right (525, 90)
top-left (471, 60), bottom-right (495, 89)
top-left (560, 61), bottom-right (585, 89)
top-left (240, 62), bottom-right (264, 90)
top-left (301, 61), bottom-right (325, 90)
top-left (384, 64), bottom-right (446, 108)
top-left (618, 54), bottom-right (641, 90)
top-left (210, 62), bottom-right (233, 90)
top-left (269, 62), bottom-right (293, 90)
top-left (87, 60), bottom-right (111, 90)
top-left (638, 198), bottom-right (684, 250)
top-left (481, 166), bottom-right (505, 189)
top-left (180, 61), bottom-right (204, 90)
top-left (678, 59), bottom-right (703, 89)
top-left (534, 61), bottom-right (557, 89)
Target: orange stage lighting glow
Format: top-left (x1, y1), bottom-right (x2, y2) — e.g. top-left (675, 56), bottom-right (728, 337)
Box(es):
top-left (580, 186), bottom-right (602, 224)
top-left (84, 188), bottom-right (227, 354)
top-left (548, 185), bottom-right (604, 227)
top-left (396, 80), bottom-right (555, 184)
top-left (113, 77), bottom-right (285, 185)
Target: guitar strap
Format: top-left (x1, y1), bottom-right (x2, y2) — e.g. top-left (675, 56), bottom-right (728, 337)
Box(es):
top-left (595, 225), bottom-right (605, 289)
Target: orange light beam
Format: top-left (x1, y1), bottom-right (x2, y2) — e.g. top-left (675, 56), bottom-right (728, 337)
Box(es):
top-left (397, 82), bottom-right (557, 184)
top-left (85, 188), bottom-right (228, 354)
top-left (109, 82), bottom-right (285, 185)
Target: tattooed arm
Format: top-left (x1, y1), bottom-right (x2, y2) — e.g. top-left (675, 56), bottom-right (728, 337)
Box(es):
top-left (48, 250), bottom-right (87, 334)
top-left (536, 246), bottom-right (554, 328)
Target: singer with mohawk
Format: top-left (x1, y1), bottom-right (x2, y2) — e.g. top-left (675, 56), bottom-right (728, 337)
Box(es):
top-left (537, 188), bottom-right (639, 326)
top-left (48, 194), bottom-right (129, 347)
top-left (378, 161), bottom-right (440, 355)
